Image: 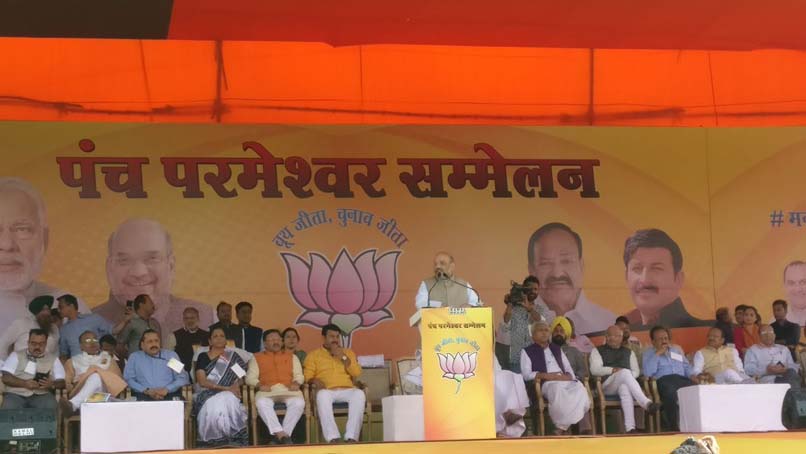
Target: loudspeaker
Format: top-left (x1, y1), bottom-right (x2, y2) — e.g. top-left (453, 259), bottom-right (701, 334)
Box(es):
top-left (0, 409), bottom-right (57, 454)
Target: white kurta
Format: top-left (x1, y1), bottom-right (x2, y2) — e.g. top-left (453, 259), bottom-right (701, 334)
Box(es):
top-left (520, 346), bottom-right (590, 430)
top-left (494, 359), bottom-right (529, 437)
top-left (692, 347), bottom-right (752, 384)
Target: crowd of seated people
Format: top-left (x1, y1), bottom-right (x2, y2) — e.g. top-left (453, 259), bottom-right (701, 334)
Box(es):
top-left (1, 290), bottom-right (805, 449)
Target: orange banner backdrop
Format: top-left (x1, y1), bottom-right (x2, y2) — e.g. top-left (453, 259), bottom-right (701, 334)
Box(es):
top-left (1, 122), bottom-right (805, 357)
top-left (2, 38), bottom-right (806, 126)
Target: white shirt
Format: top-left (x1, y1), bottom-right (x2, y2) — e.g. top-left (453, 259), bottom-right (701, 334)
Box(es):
top-left (691, 346), bottom-right (745, 376)
top-left (589, 347), bottom-right (640, 378)
top-left (415, 279), bottom-right (480, 308)
top-left (1, 351), bottom-right (66, 380)
top-left (536, 291), bottom-right (615, 335)
top-left (744, 343), bottom-right (799, 383)
top-left (519, 345), bottom-right (576, 382)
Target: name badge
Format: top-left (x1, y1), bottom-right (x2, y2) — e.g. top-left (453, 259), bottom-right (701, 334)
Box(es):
top-left (24, 361), bottom-right (37, 376)
top-left (167, 358), bottom-right (185, 373)
top-left (230, 363), bottom-right (246, 379)
top-left (670, 351), bottom-right (684, 362)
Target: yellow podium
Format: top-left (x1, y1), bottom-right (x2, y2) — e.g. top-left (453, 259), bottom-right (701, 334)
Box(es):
top-left (420, 307), bottom-right (495, 440)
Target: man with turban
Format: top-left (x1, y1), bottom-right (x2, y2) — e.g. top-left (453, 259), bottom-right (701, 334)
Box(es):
top-left (550, 316), bottom-right (593, 433)
top-left (0, 295), bottom-right (60, 360)
top-left (521, 321), bottom-right (592, 435)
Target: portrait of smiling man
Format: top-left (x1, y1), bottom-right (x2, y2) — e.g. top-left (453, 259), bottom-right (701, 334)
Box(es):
top-left (622, 228), bottom-right (710, 329)
top-left (92, 218), bottom-right (213, 339)
top-left (527, 222), bottom-right (614, 335)
top-left (0, 177), bottom-right (86, 333)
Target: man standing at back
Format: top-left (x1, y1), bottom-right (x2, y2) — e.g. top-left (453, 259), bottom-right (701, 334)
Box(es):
top-left (770, 299), bottom-right (800, 358)
top-left (234, 301), bottom-right (263, 353)
top-left (171, 307), bottom-right (208, 375)
top-left (119, 294), bottom-right (161, 354)
top-left (59, 294), bottom-right (112, 360)
top-left (526, 222), bottom-right (614, 335)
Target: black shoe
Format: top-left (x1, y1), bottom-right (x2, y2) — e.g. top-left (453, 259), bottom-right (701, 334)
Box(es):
top-left (282, 437), bottom-right (294, 445)
top-left (59, 398), bottom-right (75, 418)
top-left (345, 438), bottom-right (358, 443)
top-left (646, 402), bottom-right (661, 414)
top-left (627, 429), bottom-right (639, 434)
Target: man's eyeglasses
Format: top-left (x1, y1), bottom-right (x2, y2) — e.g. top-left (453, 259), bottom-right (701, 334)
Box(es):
top-left (81, 339), bottom-right (99, 344)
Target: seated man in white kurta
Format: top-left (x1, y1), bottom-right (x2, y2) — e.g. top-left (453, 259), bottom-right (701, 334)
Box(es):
top-left (494, 357), bottom-right (529, 437)
top-left (692, 327), bottom-right (752, 384)
top-left (520, 321), bottom-right (590, 435)
top-left (62, 330), bottom-right (127, 416)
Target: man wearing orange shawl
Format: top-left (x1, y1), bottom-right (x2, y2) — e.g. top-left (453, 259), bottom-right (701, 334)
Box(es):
top-left (61, 330), bottom-right (126, 415)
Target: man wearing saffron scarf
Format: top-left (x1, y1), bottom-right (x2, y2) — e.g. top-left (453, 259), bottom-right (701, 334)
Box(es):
top-left (61, 331), bottom-right (126, 416)
top-left (247, 329), bottom-right (305, 444)
top-left (520, 321), bottom-right (590, 435)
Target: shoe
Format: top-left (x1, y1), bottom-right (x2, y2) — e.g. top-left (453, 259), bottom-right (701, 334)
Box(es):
top-left (345, 438), bottom-right (358, 443)
top-left (626, 429), bottom-right (639, 434)
top-left (646, 402), bottom-right (661, 414)
top-left (328, 439), bottom-right (344, 444)
top-left (282, 437), bottom-right (294, 445)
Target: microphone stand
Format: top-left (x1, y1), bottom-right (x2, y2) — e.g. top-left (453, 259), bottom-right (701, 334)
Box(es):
top-left (425, 271), bottom-right (444, 308)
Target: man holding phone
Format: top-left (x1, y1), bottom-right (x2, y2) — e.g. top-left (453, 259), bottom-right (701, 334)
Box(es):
top-left (1, 328), bottom-right (65, 408)
top-left (744, 324), bottom-right (801, 389)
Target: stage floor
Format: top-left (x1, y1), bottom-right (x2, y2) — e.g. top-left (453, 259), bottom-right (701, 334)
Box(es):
top-left (145, 432), bottom-right (806, 454)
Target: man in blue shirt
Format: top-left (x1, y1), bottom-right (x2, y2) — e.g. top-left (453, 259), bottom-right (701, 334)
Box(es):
top-left (124, 329), bottom-right (189, 401)
top-left (58, 294), bottom-right (112, 360)
top-left (643, 326), bottom-right (698, 431)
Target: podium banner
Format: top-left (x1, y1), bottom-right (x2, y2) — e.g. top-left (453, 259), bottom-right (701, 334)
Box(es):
top-left (420, 307), bottom-right (495, 440)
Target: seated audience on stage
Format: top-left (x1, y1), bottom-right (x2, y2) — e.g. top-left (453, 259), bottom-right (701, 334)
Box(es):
top-left (590, 325), bottom-right (658, 433)
top-left (99, 334), bottom-right (126, 372)
top-left (304, 324), bottom-right (364, 443)
top-left (283, 327), bottom-right (306, 363)
top-left (566, 317), bottom-right (595, 354)
top-left (1, 328), bottom-right (65, 409)
top-left (119, 294), bottom-right (161, 354)
top-left (771, 299), bottom-right (800, 358)
top-left (744, 324), bottom-right (801, 389)
top-left (616, 315), bottom-right (644, 366)
top-left (494, 356), bottom-right (529, 437)
top-left (551, 316), bottom-right (587, 380)
top-left (193, 327), bottom-right (249, 447)
top-left (171, 307), bottom-right (209, 375)
top-left (234, 301), bottom-right (263, 353)
top-left (733, 305), bottom-right (761, 358)
top-left (713, 307), bottom-right (734, 345)
top-left (692, 327), bottom-right (751, 384)
top-left (548, 316), bottom-right (593, 433)
top-left (124, 329), bottom-right (188, 401)
top-left (58, 294), bottom-right (112, 360)
top-left (0, 295), bottom-right (59, 361)
top-left (521, 321), bottom-right (591, 435)
top-left (61, 331), bottom-right (126, 415)
top-left (247, 329), bottom-right (305, 444)
top-left (643, 326), bottom-right (697, 431)
top-left (210, 301), bottom-right (240, 344)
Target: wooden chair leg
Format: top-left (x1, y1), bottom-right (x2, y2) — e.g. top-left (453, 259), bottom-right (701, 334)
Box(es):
top-left (600, 408), bottom-right (607, 435)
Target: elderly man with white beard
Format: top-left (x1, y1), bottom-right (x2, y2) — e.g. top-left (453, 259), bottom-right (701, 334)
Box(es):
top-left (61, 331), bottom-right (127, 416)
top-left (93, 218), bottom-right (213, 341)
top-left (520, 321), bottom-right (591, 435)
top-left (0, 177), bottom-right (87, 334)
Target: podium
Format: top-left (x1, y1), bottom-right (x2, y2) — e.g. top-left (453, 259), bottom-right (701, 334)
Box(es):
top-left (419, 307), bottom-right (495, 440)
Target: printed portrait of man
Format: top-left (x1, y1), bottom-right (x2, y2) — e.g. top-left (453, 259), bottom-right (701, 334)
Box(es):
top-left (622, 228), bottom-right (710, 329)
top-left (527, 222), bottom-right (614, 335)
top-left (782, 260), bottom-right (806, 326)
top-left (0, 177), bottom-right (87, 333)
top-left (92, 218), bottom-right (214, 337)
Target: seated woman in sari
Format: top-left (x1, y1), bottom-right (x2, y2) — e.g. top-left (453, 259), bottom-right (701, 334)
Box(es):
top-left (193, 327), bottom-right (249, 447)
top-left (733, 305), bottom-right (761, 358)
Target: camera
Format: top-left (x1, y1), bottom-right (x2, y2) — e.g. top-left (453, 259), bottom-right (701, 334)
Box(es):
top-left (506, 281), bottom-right (529, 305)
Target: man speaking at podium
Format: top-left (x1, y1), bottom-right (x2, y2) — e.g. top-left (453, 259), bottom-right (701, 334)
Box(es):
top-left (415, 252), bottom-right (480, 309)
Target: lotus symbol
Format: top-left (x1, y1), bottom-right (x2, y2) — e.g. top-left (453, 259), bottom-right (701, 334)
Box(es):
top-left (280, 248), bottom-right (400, 347)
top-left (437, 352), bottom-right (477, 394)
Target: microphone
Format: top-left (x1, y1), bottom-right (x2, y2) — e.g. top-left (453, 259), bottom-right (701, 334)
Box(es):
top-left (444, 276), bottom-right (482, 306)
top-left (425, 270), bottom-right (444, 308)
